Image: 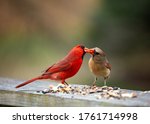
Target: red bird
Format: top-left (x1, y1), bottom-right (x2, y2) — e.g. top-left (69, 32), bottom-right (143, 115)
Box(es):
top-left (15, 45), bottom-right (94, 88)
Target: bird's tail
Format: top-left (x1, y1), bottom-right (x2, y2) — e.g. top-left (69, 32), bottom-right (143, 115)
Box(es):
top-left (15, 76), bottom-right (44, 88)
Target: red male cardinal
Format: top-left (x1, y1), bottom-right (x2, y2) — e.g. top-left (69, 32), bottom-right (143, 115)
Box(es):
top-left (15, 45), bottom-right (94, 88)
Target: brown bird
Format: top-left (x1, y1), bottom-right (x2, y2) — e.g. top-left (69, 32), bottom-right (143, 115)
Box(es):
top-left (88, 47), bottom-right (111, 86)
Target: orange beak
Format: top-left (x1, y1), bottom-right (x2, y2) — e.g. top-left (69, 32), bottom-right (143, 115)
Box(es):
top-left (84, 48), bottom-right (95, 55)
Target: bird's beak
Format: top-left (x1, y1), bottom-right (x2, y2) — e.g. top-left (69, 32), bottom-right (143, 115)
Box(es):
top-left (84, 48), bottom-right (95, 55)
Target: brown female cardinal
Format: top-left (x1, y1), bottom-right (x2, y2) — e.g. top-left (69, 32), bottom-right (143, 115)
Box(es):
top-left (15, 45), bottom-right (94, 88)
top-left (88, 47), bottom-right (111, 86)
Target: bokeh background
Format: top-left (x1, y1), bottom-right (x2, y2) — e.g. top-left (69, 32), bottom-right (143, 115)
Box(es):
top-left (0, 0), bottom-right (150, 90)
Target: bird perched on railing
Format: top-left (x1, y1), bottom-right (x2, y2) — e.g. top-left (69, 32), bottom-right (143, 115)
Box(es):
top-left (88, 47), bottom-right (111, 86)
top-left (15, 45), bottom-right (94, 88)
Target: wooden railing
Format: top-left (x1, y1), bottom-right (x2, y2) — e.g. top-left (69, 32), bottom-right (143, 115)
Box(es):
top-left (0, 77), bottom-right (150, 107)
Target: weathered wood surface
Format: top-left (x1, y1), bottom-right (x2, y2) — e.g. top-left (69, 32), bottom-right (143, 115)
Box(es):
top-left (0, 77), bottom-right (150, 107)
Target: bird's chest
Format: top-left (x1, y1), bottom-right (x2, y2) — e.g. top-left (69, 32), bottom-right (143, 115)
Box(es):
top-left (68, 59), bottom-right (83, 74)
top-left (88, 58), bottom-right (110, 77)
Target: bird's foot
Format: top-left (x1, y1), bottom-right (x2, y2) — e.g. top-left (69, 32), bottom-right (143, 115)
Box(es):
top-left (64, 81), bottom-right (69, 86)
top-left (56, 83), bottom-right (72, 93)
top-left (57, 83), bottom-right (71, 89)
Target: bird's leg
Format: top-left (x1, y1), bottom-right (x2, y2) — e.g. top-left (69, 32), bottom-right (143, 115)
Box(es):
top-left (62, 80), bottom-right (69, 86)
top-left (64, 81), bottom-right (69, 86)
top-left (92, 77), bottom-right (97, 86)
top-left (104, 77), bottom-right (107, 86)
top-left (101, 77), bottom-right (108, 89)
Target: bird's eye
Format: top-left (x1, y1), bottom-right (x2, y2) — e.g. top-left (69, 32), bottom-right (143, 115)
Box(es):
top-left (95, 52), bottom-right (99, 55)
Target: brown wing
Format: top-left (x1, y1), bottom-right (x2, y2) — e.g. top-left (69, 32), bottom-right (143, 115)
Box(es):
top-left (104, 62), bottom-right (111, 70)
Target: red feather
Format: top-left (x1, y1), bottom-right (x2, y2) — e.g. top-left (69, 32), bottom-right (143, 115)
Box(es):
top-left (15, 45), bottom-right (85, 88)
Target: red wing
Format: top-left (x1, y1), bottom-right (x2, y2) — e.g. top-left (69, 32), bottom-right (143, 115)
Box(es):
top-left (42, 60), bottom-right (72, 75)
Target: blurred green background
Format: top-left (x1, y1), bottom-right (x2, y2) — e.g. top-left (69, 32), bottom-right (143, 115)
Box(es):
top-left (0, 0), bottom-right (150, 90)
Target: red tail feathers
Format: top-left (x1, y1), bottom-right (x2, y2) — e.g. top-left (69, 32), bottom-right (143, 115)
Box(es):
top-left (15, 76), bottom-right (43, 88)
